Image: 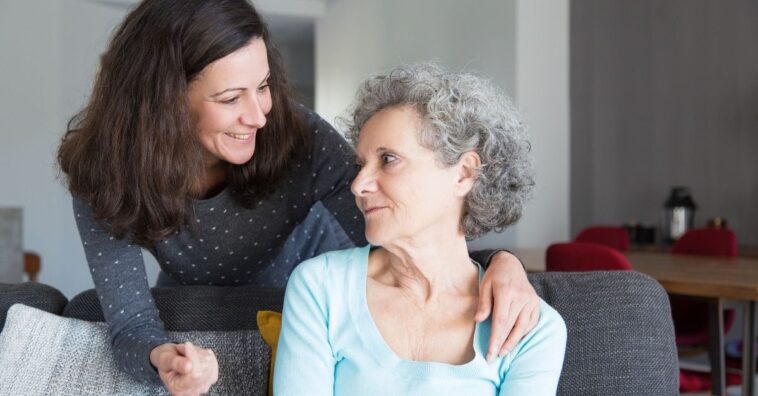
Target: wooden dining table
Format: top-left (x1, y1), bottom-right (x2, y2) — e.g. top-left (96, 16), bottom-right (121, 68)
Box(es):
top-left (512, 248), bottom-right (758, 396)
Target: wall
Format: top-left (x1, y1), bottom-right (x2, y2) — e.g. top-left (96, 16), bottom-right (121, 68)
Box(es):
top-left (0, 209), bottom-right (22, 282)
top-left (513, 0), bottom-right (570, 247)
top-left (571, 0), bottom-right (758, 245)
top-left (315, 0), bottom-right (517, 127)
top-left (266, 14), bottom-right (316, 108)
top-left (315, 0), bottom-right (570, 249)
top-left (0, 1), bottom-right (162, 297)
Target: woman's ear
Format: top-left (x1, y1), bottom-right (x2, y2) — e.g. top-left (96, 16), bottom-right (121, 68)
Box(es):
top-left (456, 151), bottom-right (481, 197)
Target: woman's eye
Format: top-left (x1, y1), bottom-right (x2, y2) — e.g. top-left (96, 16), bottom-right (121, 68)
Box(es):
top-left (257, 84), bottom-right (270, 93)
top-left (381, 154), bottom-right (397, 165)
top-left (221, 97), bottom-right (239, 104)
top-left (354, 163), bottom-right (363, 173)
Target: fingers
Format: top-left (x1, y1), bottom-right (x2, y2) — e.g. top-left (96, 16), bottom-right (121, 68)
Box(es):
top-left (170, 355), bottom-right (193, 374)
top-left (206, 349), bottom-right (219, 384)
top-left (182, 342), bottom-right (197, 361)
top-left (498, 300), bottom-right (539, 357)
top-left (154, 343), bottom-right (192, 375)
top-left (480, 252), bottom-right (541, 362)
top-left (484, 277), bottom-right (540, 361)
top-left (528, 300), bottom-right (540, 331)
top-left (475, 275), bottom-right (494, 322)
top-left (158, 343), bottom-right (218, 396)
top-left (486, 298), bottom-right (517, 362)
top-left (182, 346), bottom-right (217, 394)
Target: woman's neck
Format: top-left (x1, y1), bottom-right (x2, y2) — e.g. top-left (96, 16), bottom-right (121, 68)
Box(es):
top-left (371, 233), bottom-right (479, 303)
top-left (192, 161), bottom-right (228, 199)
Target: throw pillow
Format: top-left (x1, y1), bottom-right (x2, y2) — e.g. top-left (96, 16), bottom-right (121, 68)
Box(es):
top-left (0, 304), bottom-right (270, 395)
top-left (256, 310), bottom-right (282, 396)
top-left (0, 282), bottom-right (67, 331)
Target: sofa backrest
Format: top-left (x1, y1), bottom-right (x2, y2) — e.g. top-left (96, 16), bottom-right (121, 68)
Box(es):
top-left (529, 271), bottom-right (678, 395)
top-left (63, 285), bottom-right (284, 331)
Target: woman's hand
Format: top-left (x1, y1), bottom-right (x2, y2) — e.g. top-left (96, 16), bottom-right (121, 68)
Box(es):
top-left (476, 251), bottom-right (540, 362)
top-left (150, 342), bottom-right (219, 396)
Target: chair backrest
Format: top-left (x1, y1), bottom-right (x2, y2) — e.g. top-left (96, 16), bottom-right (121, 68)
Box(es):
top-left (671, 228), bottom-right (737, 257)
top-left (574, 226), bottom-right (630, 252)
top-left (546, 242), bottom-right (633, 272)
top-left (669, 228), bottom-right (738, 346)
top-left (529, 271), bottom-right (678, 395)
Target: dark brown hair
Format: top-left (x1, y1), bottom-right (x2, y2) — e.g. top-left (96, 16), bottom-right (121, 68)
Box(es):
top-left (58, 0), bottom-right (308, 246)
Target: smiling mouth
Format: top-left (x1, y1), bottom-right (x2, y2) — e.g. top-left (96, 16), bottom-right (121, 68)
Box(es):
top-left (364, 206), bottom-right (387, 215)
top-left (225, 132), bottom-right (254, 141)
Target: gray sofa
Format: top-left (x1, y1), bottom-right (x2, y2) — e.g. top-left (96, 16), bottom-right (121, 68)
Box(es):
top-left (0, 271), bottom-right (678, 395)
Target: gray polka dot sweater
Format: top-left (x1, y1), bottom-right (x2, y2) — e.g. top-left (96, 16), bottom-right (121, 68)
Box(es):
top-left (72, 112), bottom-right (366, 384)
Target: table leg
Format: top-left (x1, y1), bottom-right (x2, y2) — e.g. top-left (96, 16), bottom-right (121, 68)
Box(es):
top-left (710, 298), bottom-right (726, 396)
top-left (743, 301), bottom-right (756, 396)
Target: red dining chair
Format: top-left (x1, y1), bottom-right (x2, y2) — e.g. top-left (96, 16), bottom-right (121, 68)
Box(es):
top-left (670, 228), bottom-right (738, 346)
top-left (671, 228), bottom-right (738, 257)
top-left (546, 242), bottom-right (632, 272)
top-left (575, 226), bottom-right (630, 252)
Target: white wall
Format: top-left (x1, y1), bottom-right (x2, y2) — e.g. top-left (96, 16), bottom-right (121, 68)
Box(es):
top-left (0, 1), bottom-right (60, 284)
top-left (512, 0), bottom-right (570, 247)
top-left (0, 0), bottom-right (162, 298)
top-left (315, 0), bottom-right (518, 125)
top-left (315, 0), bottom-right (569, 249)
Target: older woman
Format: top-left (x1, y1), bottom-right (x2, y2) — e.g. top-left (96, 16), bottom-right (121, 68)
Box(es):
top-left (275, 63), bottom-right (566, 395)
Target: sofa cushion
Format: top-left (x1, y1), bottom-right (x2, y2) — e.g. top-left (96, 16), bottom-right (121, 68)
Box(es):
top-left (63, 285), bottom-right (285, 331)
top-left (528, 271), bottom-right (678, 396)
top-left (0, 282), bottom-right (67, 331)
top-left (0, 304), bottom-right (269, 395)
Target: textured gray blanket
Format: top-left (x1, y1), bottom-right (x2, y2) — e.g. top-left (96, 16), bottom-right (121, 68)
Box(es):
top-left (0, 304), bottom-right (269, 395)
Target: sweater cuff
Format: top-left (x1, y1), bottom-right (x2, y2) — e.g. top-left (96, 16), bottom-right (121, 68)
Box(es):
top-left (470, 249), bottom-right (525, 270)
top-left (113, 328), bottom-right (172, 386)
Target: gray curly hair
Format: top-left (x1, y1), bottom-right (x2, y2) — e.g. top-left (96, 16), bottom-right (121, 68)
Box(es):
top-left (342, 62), bottom-right (535, 239)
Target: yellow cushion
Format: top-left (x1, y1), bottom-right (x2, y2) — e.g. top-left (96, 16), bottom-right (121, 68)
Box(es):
top-left (256, 310), bottom-right (282, 396)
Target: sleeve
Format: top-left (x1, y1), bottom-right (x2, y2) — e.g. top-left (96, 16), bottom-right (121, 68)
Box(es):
top-left (72, 197), bottom-right (171, 385)
top-left (303, 113), bottom-right (367, 246)
top-left (498, 300), bottom-right (567, 395)
top-left (274, 255), bottom-right (336, 396)
top-left (469, 249), bottom-right (526, 270)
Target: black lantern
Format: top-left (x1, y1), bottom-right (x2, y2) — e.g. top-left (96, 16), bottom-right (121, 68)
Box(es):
top-left (661, 187), bottom-right (697, 244)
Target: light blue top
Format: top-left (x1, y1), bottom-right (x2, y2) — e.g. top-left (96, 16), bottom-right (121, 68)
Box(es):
top-left (274, 245), bottom-right (567, 395)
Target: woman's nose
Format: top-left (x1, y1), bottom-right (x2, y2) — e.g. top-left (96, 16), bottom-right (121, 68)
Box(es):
top-left (240, 100), bottom-right (266, 128)
top-left (351, 167), bottom-right (377, 197)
